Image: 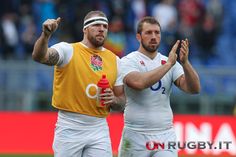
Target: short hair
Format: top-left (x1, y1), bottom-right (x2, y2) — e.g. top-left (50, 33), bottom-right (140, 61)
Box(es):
top-left (84, 10), bottom-right (107, 22)
top-left (137, 16), bottom-right (161, 34)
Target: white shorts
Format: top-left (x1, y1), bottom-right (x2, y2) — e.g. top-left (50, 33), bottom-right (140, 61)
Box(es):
top-left (118, 127), bottom-right (178, 157)
top-left (52, 111), bottom-right (112, 157)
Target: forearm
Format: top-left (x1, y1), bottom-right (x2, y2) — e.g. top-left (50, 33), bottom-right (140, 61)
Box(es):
top-left (32, 32), bottom-right (50, 62)
top-left (182, 61), bottom-right (201, 93)
top-left (126, 62), bottom-right (172, 90)
top-left (110, 95), bottom-right (126, 111)
top-left (143, 62), bottom-right (172, 88)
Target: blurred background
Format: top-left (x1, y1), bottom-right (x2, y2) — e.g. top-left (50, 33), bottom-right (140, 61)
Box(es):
top-left (0, 0), bottom-right (236, 156)
top-left (0, 0), bottom-right (236, 114)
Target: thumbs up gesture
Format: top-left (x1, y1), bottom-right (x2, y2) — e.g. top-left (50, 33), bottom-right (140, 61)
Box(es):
top-left (42, 17), bottom-right (61, 37)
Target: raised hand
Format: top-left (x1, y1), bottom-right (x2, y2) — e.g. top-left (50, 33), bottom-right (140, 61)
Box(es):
top-left (42, 17), bottom-right (61, 37)
top-left (167, 40), bottom-right (180, 66)
top-left (179, 39), bottom-right (189, 65)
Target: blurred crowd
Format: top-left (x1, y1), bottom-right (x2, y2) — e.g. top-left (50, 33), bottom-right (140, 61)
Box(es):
top-left (0, 0), bottom-right (236, 66)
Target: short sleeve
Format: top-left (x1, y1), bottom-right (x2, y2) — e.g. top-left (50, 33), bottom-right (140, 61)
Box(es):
top-left (172, 61), bottom-right (184, 82)
top-left (50, 42), bottom-right (73, 67)
top-left (120, 55), bottom-right (140, 78)
top-left (114, 56), bottom-right (123, 86)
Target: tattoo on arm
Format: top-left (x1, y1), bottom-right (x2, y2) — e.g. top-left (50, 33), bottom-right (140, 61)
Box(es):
top-left (43, 49), bottom-right (59, 66)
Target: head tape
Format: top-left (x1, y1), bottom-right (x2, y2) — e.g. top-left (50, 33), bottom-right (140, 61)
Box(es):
top-left (83, 16), bottom-right (108, 29)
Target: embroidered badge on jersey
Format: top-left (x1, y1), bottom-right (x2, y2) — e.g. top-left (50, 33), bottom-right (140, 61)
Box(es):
top-left (140, 60), bottom-right (145, 66)
top-left (161, 60), bottom-right (167, 65)
top-left (90, 54), bottom-right (103, 71)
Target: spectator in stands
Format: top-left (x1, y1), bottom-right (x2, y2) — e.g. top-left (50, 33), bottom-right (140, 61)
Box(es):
top-left (177, 0), bottom-right (205, 39)
top-left (152, 0), bottom-right (179, 54)
top-left (193, 13), bottom-right (218, 63)
top-left (193, 0), bottom-right (223, 64)
top-left (0, 13), bottom-right (19, 59)
top-left (17, 2), bottom-right (36, 59)
top-left (104, 16), bottom-right (126, 57)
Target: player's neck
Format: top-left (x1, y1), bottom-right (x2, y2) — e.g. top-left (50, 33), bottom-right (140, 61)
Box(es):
top-left (81, 39), bottom-right (103, 50)
top-left (138, 47), bottom-right (157, 60)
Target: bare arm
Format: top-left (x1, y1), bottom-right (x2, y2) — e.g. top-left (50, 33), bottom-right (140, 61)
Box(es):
top-left (110, 85), bottom-right (126, 111)
top-left (32, 18), bottom-right (61, 66)
top-left (124, 40), bottom-right (180, 90)
top-left (175, 62), bottom-right (200, 94)
top-left (175, 39), bottom-right (201, 94)
top-left (124, 63), bottom-right (172, 90)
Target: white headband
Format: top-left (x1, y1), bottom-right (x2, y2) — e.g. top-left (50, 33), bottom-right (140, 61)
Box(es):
top-left (83, 16), bottom-right (108, 29)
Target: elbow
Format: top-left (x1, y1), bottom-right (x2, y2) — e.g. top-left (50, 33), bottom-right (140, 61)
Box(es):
top-left (191, 90), bottom-right (200, 94)
top-left (195, 85), bottom-right (201, 94)
top-left (32, 52), bottom-right (37, 61)
top-left (32, 51), bottom-right (42, 63)
top-left (190, 84), bottom-right (201, 94)
top-left (124, 75), bottom-right (147, 90)
top-left (195, 82), bottom-right (201, 94)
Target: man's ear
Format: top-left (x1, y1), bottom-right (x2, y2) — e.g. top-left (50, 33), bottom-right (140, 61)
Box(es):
top-left (136, 33), bottom-right (141, 42)
top-left (83, 28), bottom-right (87, 34)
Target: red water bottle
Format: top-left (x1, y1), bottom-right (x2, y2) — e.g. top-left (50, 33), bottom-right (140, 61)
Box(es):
top-left (97, 74), bottom-right (110, 107)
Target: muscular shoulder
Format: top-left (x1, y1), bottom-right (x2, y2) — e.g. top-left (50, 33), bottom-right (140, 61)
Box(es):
top-left (121, 51), bottom-right (140, 66)
top-left (103, 48), bottom-right (119, 58)
top-left (51, 42), bottom-right (72, 54)
top-left (124, 51), bottom-right (139, 59)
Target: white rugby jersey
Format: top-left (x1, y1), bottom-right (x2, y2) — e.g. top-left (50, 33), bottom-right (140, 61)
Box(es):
top-left (121, 51), bottom-right (184, 133)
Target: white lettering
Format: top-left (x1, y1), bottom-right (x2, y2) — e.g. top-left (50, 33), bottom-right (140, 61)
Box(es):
top-left (85, 83), bottom-right (98, 99)
top-left (185, 123), bottom-right (212, 154)
top-left (212, 123), bottom-right (236, 155)
top-left (174, 122), bottom-right (184, 144)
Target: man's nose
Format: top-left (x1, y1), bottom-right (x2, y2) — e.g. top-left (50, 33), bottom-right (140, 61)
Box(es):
top-left (151, 32), bottom-right (157, 38)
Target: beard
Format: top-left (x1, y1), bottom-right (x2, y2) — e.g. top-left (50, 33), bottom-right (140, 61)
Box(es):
top-left (141, 39), bottom-right (159, 53)
top-left (87, 32), bottom-right (105, 47)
